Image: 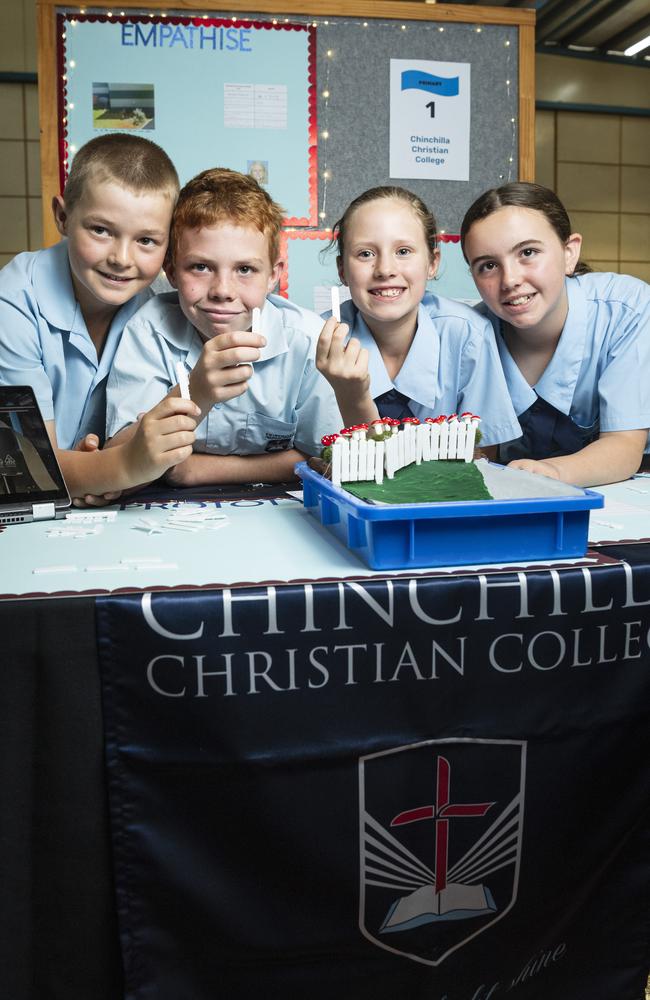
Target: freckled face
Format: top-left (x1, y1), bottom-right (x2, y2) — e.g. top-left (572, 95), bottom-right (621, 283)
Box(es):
top-left (166, 223), bottom-right (282, 340)
top-left (338, 198), bottom-right (438, 338)
top-left (53, 179), bottom-right (173, 321)
top-left (464, 206), bottom-right (581, 339)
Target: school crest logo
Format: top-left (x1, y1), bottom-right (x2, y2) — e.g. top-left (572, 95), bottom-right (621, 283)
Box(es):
top-left (359, 738), bottom-right (526, 965)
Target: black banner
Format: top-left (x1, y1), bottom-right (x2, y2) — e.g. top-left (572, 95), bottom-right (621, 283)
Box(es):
top-left (97, 556), bottom-right (650, 999)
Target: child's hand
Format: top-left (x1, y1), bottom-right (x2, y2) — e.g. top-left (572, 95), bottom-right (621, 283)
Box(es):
top-left (316, 317), bottom-right (379, 427)
top-left (316, 316), bottom-right (371, 396)
top-left (73, 433), bottom-right (122, 506)
top-left (124, 395), bottom-right (199, 485)
top-left (190, 330), bottom-right (266, 411)
top-left (508, 458), bottom-right (563, 480)
top-left (75, 432), bottom-right (100, 453)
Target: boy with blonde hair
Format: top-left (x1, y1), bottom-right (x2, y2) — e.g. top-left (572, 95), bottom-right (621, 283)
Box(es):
top-left (106, 168), bottom-right (341, 484)
top-left (0, 133), bottom-right (199, 502)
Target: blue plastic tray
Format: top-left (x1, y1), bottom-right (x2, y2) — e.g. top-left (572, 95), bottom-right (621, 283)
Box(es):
top-left (297, 462), bottom-right (604, 570)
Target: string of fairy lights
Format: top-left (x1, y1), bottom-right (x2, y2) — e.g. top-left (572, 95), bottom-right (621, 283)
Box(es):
top-left (61, 9), bottom-right (519, 229)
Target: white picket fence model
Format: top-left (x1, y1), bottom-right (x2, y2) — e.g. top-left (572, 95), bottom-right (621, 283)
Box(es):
top-left (329, 416), bottom-right (481, 487)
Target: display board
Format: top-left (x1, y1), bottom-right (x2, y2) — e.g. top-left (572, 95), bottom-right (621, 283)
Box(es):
top-left (37, 2), bottom-right (535, 305)
top-left (57, 14), bottom-right (317, 224)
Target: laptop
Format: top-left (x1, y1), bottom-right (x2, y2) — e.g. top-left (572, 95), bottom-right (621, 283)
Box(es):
top-left (0, 385), bottom-right (71, 524)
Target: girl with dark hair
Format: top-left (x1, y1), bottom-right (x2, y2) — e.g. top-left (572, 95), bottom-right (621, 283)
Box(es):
top-left (461, 182), bottom-right (649, 486)
top-left (315, 186), bottom-right (520, 451)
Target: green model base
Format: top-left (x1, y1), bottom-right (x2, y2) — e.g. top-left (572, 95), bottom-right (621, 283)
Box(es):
top-left (342, 460), bottom-right (493, 505)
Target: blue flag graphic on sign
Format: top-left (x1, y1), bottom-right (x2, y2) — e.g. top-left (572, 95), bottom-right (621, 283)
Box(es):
top-left (401, 70), bottom-right (459, 97)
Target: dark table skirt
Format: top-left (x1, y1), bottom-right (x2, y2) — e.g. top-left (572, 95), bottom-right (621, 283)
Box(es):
top-left (0, 597), bottom-right (121, 1000)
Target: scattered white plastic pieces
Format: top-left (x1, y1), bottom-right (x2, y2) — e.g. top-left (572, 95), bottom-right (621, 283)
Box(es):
top-left (175, 360), bottom-right (191, 400)
top-left (47, 509), bottom-right (118, 539)
top-left (33, 564), bottom-right (78, 575)
top-left (85, 564), bottom-right (129, 573)
top-left (132, 517), bottom-right (163, 535)
top-left (132, 506), bottom-right (229, 535)
top-left (66, 511), bottom-right (118, 522)
top-left (85, 557), bottom-right (178, 572)
top-left (33, 557), bottom-right (180, 575)
top-left (331, 285), bottom-right (341, 322)
top-left (47, 524), bottom-right (103, 539)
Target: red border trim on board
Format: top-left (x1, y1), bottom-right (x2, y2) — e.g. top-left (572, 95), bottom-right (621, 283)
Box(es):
top-left (57, 13), bottom-right (68, 195)
top-left (278, 228), bottom-right (333, 298)
top-left (57, 12), bottom-right (317, 225)
top-left (305, 24), bottom-right (318, 227)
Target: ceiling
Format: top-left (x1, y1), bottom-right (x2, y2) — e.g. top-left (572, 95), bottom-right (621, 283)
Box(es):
top-left (442, 0), bottom-right (650, 63)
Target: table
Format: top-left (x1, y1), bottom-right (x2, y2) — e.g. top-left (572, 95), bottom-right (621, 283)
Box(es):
top-left (1, 481), bottom-right (649, 999)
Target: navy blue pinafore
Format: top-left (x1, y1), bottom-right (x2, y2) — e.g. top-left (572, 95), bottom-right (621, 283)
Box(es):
top-left (498, 394), bottom-right (599, 464)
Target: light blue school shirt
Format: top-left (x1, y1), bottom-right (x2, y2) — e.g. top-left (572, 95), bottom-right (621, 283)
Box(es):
top-left (0, 240), bottom-right (151, 448)
top-left (106, 292), bottom-right (342, 457)
top-left (483, 273), bottom-right (650, 453)
top-left (336, 298), bottom-right (521, 446)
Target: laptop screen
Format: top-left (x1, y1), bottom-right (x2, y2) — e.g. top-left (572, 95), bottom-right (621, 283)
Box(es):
top-left (0, 386), bottom-right (69, 506)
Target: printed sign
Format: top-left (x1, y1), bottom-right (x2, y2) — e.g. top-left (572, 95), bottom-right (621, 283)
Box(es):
top-left (390, 59), bottom-right (471, 181)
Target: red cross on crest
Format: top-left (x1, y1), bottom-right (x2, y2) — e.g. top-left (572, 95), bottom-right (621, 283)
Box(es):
top-left (391, 755), bottom-right (494, 894)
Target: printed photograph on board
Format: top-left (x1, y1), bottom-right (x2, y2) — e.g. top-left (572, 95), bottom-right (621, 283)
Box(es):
top-left (247, 159), bottom-right (269, 185)
top-left (92, 82), bottom-right (155, 130)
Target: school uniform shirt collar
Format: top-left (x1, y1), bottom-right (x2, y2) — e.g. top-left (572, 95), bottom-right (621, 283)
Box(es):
top-left (349, 303), bottom-right (440, 407)
top-left (344, 309), bottom-right (390, 396)
top-left (33, 240), bottom-right (87, 337)
top-left (152, 293), bottom-right (290, 367)
top-left (32, 239), bottom-right (148, 371)
top-left (492, 278), bottom-right (588, 417)
top-left (535, 278), bottom-right (588, 414)
top-left (493, 328), bottom-right (536, 417)
top-left (257, 296), bottom-right (290, 362)
top-left (145, 293), bottom-right (205, 367)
